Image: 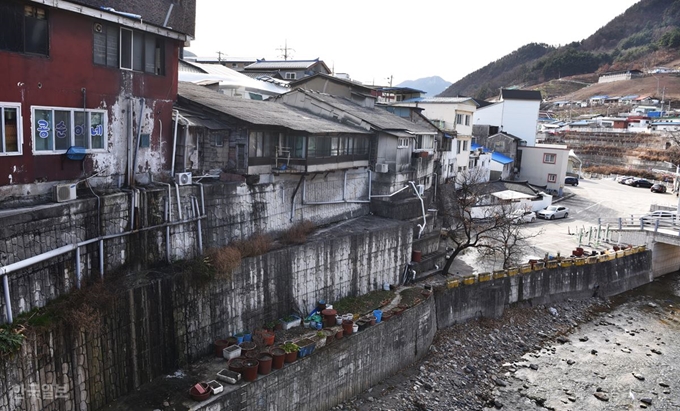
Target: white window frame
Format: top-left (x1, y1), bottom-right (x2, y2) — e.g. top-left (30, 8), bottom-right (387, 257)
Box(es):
top-left (397, 137), bottom-right (410, 148)
top-left (0, 102), bottom-right (23, 156)
top-left (456, 114), bottom-right (463, 124)
top-left (543, 153), bottom-right (556, 164)
top-left (32, 106), bottom-right (108, 155)
top-left (464, 114), bottom-right (470, 126)
top-left (284, 72), bottom-right (296, 80)
top-left (547, 173), bottom-right (557, 183)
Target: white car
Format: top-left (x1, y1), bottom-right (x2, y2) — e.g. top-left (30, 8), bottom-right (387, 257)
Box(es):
top-left (537, 205), bottom-right (569, 220)
top-left (640, 210), bottom-right (678, 227)
top-left (511, 210), bottom-right (537, 224)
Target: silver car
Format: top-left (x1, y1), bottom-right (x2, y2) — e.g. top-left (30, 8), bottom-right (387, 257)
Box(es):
top-left (537, 205), bottom-right (569, 220)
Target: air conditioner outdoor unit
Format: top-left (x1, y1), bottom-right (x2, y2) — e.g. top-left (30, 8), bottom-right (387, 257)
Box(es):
top-left (417, 184), bottom-right (425, 195)
top-left (375, 163), bottom-right (389, 173)
top-left (175, 172), bottom-right (192, 186)
top-left (55, 184), bottom-right (77, 202)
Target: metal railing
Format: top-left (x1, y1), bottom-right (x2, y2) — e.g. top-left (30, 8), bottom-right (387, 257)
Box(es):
top-left (598, 215), bottom-right (680, 235)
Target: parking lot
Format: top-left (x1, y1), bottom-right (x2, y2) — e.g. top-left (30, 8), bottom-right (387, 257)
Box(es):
top-left (451, 177), bottom-right (678, 274)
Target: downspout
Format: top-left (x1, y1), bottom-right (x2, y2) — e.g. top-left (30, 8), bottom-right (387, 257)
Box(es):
top-left (171, 109), bottom-right (181, 177)
top-left (131, 98), bottom-right (145, 187)
top-left (290, 174), bottom-right (305, 222)
top-left (409, 181), bottom-right (426, 239)
top-left (3, 275), bottom-right (12, 324)
top-left (127, 98), bottom-right (134, 186)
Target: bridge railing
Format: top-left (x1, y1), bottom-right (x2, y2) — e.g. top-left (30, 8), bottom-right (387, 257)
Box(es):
top-left (598, 215), bottom-right (680, 235)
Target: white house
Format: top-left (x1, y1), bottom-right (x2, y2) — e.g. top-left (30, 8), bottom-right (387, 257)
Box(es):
top-left (392, 97), bottom-right (480, 184)
top-left (518, 144), bottom-right (569, 194)
top-left (473, 89), bottom-right (541, 146)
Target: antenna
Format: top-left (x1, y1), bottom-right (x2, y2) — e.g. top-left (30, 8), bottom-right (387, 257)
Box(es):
top-left (276, 40), bottom-right (295, 60)
top-left (216, 51), bottom-right (226, 62)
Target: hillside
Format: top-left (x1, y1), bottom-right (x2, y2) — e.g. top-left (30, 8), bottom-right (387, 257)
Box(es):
top-left (439, 0), bottom-right (680, 99)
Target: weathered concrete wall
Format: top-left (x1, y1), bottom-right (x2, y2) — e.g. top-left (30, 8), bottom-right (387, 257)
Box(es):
top-left (435, 249), bottom-right (651, 329)
top-left (0, 173), bottom-right (376, 324)
top-left (194, 297), bottom-right (436, 411)
top-left (0, 216), bottom-right (411, 411)
top-left (615, 230), bottom-right (680, 277)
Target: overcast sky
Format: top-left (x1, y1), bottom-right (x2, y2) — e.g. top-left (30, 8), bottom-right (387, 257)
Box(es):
top-left (187, 0), bottom-right (641, 86)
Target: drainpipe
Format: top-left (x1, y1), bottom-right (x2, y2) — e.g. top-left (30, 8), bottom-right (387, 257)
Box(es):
top-left (370, 185), bottom-right (409, 198)
top-left (290, 174), bottom-right (305, 222)
top-left (433, 172), bottom-right (438, 204)
top-left (131, 98), bottom-right (145, 187)
top-left (409, 181), bottom-right (427, 239)
top-left (171, 110), bottom-right (189, 177)
top-left (368, 169), bottom-right (372, 199)
top-left (192, 196), bottom-right (203, 254)
top-left (174, 182), bottom-right (183, 220)
top-left (3, 275), bottom-right (12, 324)
top-left (164, 198), bottom-right (171, 262)
top-left (343, 170), bottom-right (347, 201)
top-left (127, 98), bottom-right (134, 186)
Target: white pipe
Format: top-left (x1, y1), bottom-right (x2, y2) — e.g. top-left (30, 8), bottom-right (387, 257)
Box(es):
top-left (343, 170), bottom-right (347, 201)
top-left (174, 183), bottom-right (183, 220)
top-left (370, 185), bottom-right (409, 198)
top-left (3, 275), bottom-right (12, 324)
top-left (0, 244), bottom-right (78, 276)
top-left (156, 182), bottom-right (173, 222)
top-left (75, 247), bottom-right (81, 289)
top-left (194, 197), bottom-right (203, 254)
top-left (171, 110), bottom-right (179, 177)
top-left (130, 189), bottom-right (136, 231)
top-left (165, 198), bottom-right (171, 262)
top-left (128, 99), bottom-right (134, 186)
top-left (368, 169), bottom-right (372, 200)
top-left (433, 173), bottom-right (437, 203)
top-left (99, 239), bottom-right (104, 279)
top-left (409, 181), bottom-right (426, 239)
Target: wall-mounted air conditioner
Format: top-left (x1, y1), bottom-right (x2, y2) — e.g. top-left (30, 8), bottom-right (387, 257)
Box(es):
top-left (375, 163), bottom-right (389, 173)
top-left (175, 172), bottom-right (192, 186)
top-left (55, 184), bottom-right (77, 202)
top-left (417, 184), bottom-right (425, 195)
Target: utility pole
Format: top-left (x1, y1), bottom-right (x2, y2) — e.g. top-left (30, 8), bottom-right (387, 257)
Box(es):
top-left (216, 51), bottom-right (225, 63)
top-left (276, 40), bottom-right (295, 61)
top-left (386, 75), bottom-right (393, 87)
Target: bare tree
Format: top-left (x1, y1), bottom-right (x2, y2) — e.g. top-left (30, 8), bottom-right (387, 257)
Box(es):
top-left (438, 168), bottom-right (540, 274)
top-left (475, 203), bottom-right (543, 269)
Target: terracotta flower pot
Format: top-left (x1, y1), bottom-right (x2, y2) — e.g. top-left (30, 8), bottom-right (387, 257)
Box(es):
top-left (284, 350), bottom-right (298, 363)
top-left (261, 331), bottom-right (275, 346)
top-left (270, 347), bottom-right (286, 369)
top-left (228, 357), bottom-right (246, 374)
top-left (189, 382), bottom-right (211, 402)
top-left (242, 359), bottom-right (259, 382)
top-left (214, 340), bottom-right (230, 358)
top-left (257, 354), bottom-right (273, 375)
top-left (342, 319), bottom-right (354, 336)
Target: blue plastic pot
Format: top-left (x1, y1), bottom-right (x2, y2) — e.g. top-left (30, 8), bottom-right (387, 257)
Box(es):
top-left (373, 309), bottom-right (383, 323)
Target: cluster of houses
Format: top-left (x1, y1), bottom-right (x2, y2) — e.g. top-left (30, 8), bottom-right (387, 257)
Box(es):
top-left (0, 0), bottom-right (582, 213)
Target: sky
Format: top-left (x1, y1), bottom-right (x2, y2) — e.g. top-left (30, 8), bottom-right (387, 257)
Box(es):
top-left (187, 0), bottom-right (641, 87)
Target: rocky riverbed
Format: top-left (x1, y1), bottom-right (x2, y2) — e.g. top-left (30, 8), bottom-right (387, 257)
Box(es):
top-left (335, 272), bottom-right (680, 411)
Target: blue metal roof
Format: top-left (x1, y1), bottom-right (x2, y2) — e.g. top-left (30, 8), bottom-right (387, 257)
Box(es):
top-left (472, 144), bottom-right (513, 165)
top-left (590, 95), bottom-right (608, 99)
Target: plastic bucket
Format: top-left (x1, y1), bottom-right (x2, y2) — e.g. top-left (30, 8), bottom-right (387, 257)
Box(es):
top-left (373, 309), bottom-right (383, 323)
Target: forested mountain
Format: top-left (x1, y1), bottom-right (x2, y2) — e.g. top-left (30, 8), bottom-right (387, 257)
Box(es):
top-left (396, 76), bottom-right (452, 96)
top-left (439, 0), bottom-right (680, 99)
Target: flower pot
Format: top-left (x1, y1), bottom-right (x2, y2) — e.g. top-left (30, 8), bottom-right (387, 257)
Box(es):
top-left (243, 332), bottom-right (252, 342)
top-left (382, 311), bottom-right (393, 322)
top-left (217, 368), bottom-right (241, 385)
top-left (257, 353), bottom-right (273, 375)
top-left (189, 382), bottom-right (211, 402)
top-left (352, 324), bottom-right (359, 333)
top-left (223, 344), bottom-right (242, 360)
top-left (342, 319), bottom-right (354, 336)
top-left (214, 340), bottom-right (231, 358)
top-left (336, 315), bottom-right (342, 325)
top-left (207, 380), bottom-right (223, 395)
top-left (228, 357), bottom-right (246, 374)
top-left (239, 341), bottom-right (257, 358)
top-left (242, 359), bottom-right (259, 382)
top-left (303, 320), bottom-right (311, 328)
top-left (280, 315), bottom-right (301, 330)
top-left (284, 350), bottom-right (298, 363)
top-left (261, 331), bottom-right (275, 346)
top-left (296, 338), bottom-right (316, 358)
top-left (335, 329), bottom-right (344, 339)
top-left (368, 316), bottom-right (376, 326)
top-left (373, 309), bottom-right (383, 323)
top-left (356, 319), bottom-right (368, 331)
top-left (234, 333), bottom-right (245, 344)
top-left (270, 347), bottom-right (286, 369)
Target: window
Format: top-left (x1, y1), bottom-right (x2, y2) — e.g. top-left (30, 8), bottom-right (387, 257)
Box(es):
top-left (0, 104), bottom-right (22, 155)
top-left (464, 115), bottom-right (470, 126)
top-left (456, 140), bottom-right (462, 154)
top-left (32, 107), bottom-right (107, 153)
top-left (462, 140), bottom-right (468, 151)
top-left (456, 114), bottom-right (463, 124)
top-left (0, 3), bottom-right (49, 55)
top-left (548, 173), bottom-right (557, 183)
top-left (93, 23), bottom-right (165, 75)
top-left (398, 138), bottom-right (410, 148)
top-left (416, 135), bottom-right (433, 150)
top-left (248, 131), bottom-right (271, 157)
top-left (307, 135), bottom-right (368, 157)
top-left (543, 153), bottom-right (556, 164)
top-left (284, 72), bottom-right (296, 80)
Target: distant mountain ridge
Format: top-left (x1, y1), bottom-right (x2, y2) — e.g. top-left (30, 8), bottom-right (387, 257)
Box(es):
top-left (396, 76), bottom-right (451, 96)
top-left (438, 0), bottom-right (680, 99)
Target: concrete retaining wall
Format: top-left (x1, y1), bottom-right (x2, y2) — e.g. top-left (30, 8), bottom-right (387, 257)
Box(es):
top-left (194, 297), bottom-right (436, 411)
top-left (435, 248), bottom-right (651, 329)
top-left (0, 216), bottom-right (412, 411)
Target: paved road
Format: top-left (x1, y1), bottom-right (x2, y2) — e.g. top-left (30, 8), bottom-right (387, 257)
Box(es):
top-left (452, 177), bottom-right (676, 274)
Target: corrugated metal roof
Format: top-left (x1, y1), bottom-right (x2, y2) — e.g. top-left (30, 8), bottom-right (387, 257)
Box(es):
top-left (399, 97), bottom-right (474, 104)
top-left (177, 82), bottom-right (371, 135)
top-left (289, 90), bottom-right (437, 134)
top-left (472, 143), bottom-right (513, 165)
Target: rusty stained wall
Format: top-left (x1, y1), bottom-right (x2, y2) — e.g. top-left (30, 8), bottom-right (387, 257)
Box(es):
top-left (0, 5), bottom-right (181, 192)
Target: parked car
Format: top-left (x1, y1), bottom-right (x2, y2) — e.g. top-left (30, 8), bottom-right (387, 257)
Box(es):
top-left (537, 205), bottom-right (569, 220)
top-left (564, 176), bottom-right (579, 186)
top-left (617, 175), bottom-right (634, 184)
top-left (651, 183), bottom-right (667, 193)
top-left (640, 210), bottom-right (677, 226)
top-left (511, 210), bottom-right (536, 224)
top-left (629, 179), bottom-right (654, 188)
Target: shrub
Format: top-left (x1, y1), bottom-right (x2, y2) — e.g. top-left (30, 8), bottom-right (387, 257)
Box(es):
top-left (281, 220), bottom-right (315, 245)
top-left (0, 325), bottom-right (25, 357)
top-left (205, 246), bottom-right (242, 279)
top-left (231, 233), bottom-right (272, 258)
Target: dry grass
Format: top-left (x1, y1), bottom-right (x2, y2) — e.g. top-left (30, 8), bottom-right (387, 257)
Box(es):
top-left (232, 233), bottom-right (272, 258)
top-left (205, 246), bottom-right (241, 279)
top-left (281, 220), bottom-right (316, 245)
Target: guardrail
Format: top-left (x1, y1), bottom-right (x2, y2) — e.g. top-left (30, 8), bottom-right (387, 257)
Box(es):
top-left (598, 215), bottom-right (680, 235)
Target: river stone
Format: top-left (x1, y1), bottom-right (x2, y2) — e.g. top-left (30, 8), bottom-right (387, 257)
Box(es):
top-left (594, 392), bottom-right (609, 401)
